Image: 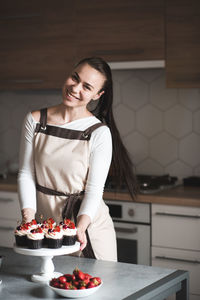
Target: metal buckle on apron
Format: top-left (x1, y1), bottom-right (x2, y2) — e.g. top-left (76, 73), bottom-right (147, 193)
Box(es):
top-left (82, 132), bottom-right (89, 138)
top-left (41, 126), bottom-right (47, 131)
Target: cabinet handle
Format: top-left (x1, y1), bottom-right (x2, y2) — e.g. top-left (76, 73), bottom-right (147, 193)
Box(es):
top-left (155, 255), bottom-right (200, 264)
top-left (0, 14), bottom-right (41, 20)
top-left (155, 212), bottom-right (200, 219)
top-left (0, 226), bottom-right (14, 231)
top-left (0, 198), bottom-right (14, 203)
top-left (115, 227), bottom-right (138, 234)
top-left (5, 79), bottom-right (44, 84)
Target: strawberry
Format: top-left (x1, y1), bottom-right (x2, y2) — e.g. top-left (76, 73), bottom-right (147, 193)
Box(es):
top-left (63, 218), bottom-right (71, 225)
top-left (90, 277), bottom-right (101, 286)
top-left (73, 268), bottom-right (85, 281)
top-left (64, 274), bottom-right (73, 281)
top-left (85, 273), bottom-right (92, 280)
top-left (79, 286), bottom-right (86, 289)
top-left (31, 219), bottom-right (37, 225)
top-left (64, 282), bottom-right (72, 290)
top-left (87, 281), bottom-right (96, 289)
top-left (69, 222), bottom-right (75, 229)
top-left (54, 226), bottom-right (61, 232)
top-left (59, 276), bottom-right (67, 284)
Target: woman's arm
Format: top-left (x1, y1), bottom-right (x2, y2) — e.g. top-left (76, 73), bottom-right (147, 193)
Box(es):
top-left (17, 113), bottom-right (37, 223)
top-left (76, 126), bottom-right (112, 249)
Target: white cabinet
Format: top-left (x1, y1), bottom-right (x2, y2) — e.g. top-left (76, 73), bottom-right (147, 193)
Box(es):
top-left (0, 191), bottom-right (21, 247)
top-left (152, 204), bottom-right (200, 300)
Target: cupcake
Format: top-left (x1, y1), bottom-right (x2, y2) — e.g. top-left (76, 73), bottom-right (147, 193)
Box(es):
top-left (60, 219), bottom-right (77, 246)
top-left (42, 218), bottom-right (56, 228)
top-left (40, 219), bottom-right (54, 246)
top-left (45, 226), bottom-right (63, 248)
top-left (27, 227), bottom-right (44, 249)
top-left (14, 223), bottom-right (31, 247)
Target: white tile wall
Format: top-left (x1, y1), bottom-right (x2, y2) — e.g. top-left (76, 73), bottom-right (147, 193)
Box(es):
top-left (0, 69), bottom-right (200, 181)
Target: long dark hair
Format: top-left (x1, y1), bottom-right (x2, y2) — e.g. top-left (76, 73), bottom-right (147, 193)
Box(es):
top-left (76, 57), bottom-right (138, 198)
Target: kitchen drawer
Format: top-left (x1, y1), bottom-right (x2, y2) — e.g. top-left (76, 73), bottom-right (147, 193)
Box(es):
top-left (0, 219), bottom-right (16, 248)
top-left (152, 246), bottom-right (200, 296)
top-left (0, 191), bottom-right (21, 220)
top-left (152, 204), bottom-right (200, 251)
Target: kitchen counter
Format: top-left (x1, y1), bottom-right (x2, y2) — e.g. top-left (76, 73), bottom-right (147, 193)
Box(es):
top-left (104, 185), bottom-right (200, 207)
top-left (1, 175), bottom-right (200, 207)
top-left (0, 247), bottom-right (188, 300)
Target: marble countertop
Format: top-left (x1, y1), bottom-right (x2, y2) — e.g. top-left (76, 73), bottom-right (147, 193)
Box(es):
top-left (0, 247), bottom-right (188, 300)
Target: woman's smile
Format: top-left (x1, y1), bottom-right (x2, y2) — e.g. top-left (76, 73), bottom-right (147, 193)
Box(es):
top-left (65, 89), bottom-right (80, 101)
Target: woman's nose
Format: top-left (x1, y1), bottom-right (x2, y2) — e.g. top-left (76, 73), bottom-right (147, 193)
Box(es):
top-left (71, 82), bottom-right (81, 93)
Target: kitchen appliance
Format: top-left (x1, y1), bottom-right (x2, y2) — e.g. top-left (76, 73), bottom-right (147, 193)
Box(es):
top-left (104, 199), bottom-right (151, 265)
top-left (105, 174), bottom-right (178, 194)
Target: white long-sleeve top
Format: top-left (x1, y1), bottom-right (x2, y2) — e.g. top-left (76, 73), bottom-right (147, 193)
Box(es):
top-left (17, 112), bottom-right (112, 221)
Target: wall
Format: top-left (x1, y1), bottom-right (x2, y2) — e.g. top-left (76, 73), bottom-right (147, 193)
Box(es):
top-left (0, 68), bottom-right (200, 181)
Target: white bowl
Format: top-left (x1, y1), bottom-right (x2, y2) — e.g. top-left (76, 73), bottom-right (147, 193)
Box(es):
top-left (48, 281), bottom-right (103, 298)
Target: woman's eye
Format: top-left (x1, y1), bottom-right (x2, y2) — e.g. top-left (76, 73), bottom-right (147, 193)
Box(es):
top-left (84, 85), bottom-right (91, 91)
top-left (71, 75), bottom-right (78, 81)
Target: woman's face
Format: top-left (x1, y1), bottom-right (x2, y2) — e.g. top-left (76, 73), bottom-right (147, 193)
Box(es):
top-left (62, 63), bottom-right (105, 109)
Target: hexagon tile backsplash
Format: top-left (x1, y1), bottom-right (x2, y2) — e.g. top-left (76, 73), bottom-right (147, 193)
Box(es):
top-left (0, 69), bottom-right (200, 181)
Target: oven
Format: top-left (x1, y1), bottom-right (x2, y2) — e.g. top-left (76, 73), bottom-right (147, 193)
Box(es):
top-left (105, 200), bottom-right (151, 265)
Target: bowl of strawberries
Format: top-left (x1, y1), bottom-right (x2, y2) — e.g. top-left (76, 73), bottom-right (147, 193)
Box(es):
top-left (48, 268), bottom-right (102, 298)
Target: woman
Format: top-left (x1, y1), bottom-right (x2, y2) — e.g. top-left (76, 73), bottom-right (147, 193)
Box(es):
top-left (18, 57), bottom-right (138, 261)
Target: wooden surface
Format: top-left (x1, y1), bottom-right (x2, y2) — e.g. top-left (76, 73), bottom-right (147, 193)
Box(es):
top-left (1, 175), bottom-right (200, 207)
top-left (166, 0), bottom-right (200, 88)
top-left (76, 0), bottom-right (165, 62)
top-left (104, 186), bottom-right (200, 207)
top-left (0, 0), bottom-right (165, 90)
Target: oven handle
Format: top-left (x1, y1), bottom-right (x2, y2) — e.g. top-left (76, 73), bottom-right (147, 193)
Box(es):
top-left (114, 226), bottom-right (138, 234)
top-left (155, 212), bottom-right (200, 219)
top-left (155, 255), bottom-right (200, 264)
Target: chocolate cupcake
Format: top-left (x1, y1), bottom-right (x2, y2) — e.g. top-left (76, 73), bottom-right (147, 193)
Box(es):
top-left (27, 227), bottom-right (44, 249)
top-left (14, 223), bottom-right (31, 247)
top-left (45, 226), bottom-right (63, 248)
top-left (60, 219), bottom-right (77, 246)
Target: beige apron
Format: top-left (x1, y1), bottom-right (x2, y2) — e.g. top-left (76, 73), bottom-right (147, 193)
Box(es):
top-left (33, 108), bottom-right (117, 261)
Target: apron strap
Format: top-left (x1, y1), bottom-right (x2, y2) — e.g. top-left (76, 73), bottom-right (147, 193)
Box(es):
top-left (39, 108), bottom-right (47, 130)
top-left (82, 123), bottom-right (106, 139)
top-left (36, 183), bottom-right (96, 259)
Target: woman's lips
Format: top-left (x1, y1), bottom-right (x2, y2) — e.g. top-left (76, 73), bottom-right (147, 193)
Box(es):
top-left (66, 90), bottom-right (80, 100)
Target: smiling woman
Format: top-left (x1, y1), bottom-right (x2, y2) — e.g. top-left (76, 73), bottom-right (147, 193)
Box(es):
top-left (17, 57), bottom-right (138, 262)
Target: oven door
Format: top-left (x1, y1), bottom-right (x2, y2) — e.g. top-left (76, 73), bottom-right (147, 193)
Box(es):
top-left (114, 221), bottom-right (151, 265)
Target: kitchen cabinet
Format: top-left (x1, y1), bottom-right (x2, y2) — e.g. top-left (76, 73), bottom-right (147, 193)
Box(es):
top-left (76, 0), bottom-right (165, 62)
top-left (0, 0), bottom-right (165, 90)
top-left (152, 204), bottom-right (200, 300)
top-left (166, 0), bottom-right (200, 88)
top-left (0, 191), bottom-right (21, 247)
top-left (0, 0), bottom-right (76, 90)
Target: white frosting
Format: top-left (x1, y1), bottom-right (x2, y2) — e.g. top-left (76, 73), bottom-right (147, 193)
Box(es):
top-left (15, 229), bottom-right (30, 236)
top-left (62, 228), bottom-right (77, 236)
top-left (45, 231), bottom-right (63, 240)
top-left (27, 232), bottom-right (44, 240)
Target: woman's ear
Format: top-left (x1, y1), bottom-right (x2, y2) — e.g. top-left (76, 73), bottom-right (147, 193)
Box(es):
top-left (93, 90), bottom-right (105, 101)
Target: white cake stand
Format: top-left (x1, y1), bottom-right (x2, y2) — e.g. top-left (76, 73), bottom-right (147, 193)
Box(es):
top-left (13, 242), bottom-right (80, 283)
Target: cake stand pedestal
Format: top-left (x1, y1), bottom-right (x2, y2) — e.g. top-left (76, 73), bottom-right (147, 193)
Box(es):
top-left (13, 242), bottom-right (80, 283)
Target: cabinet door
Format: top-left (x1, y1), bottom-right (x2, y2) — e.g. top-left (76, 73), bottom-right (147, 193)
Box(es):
top-left (0, 0), bottom-right (76, 90)
top-left (0, 192), bottom-right (21, 220)
top-left (166, 0), bottom-right (200, 87)
top-left (0, 1), bottom-right (43, 89)
top-left (76, 0), bottom-right (165, 62)
top-left (152, 204), bottom-right (200, 251)
top-left (152, 246), bottom-right (200, 296)
top-left (38, 0), bottom-right (77, 89)
top-left (0, 219), bottom-right (17, 248)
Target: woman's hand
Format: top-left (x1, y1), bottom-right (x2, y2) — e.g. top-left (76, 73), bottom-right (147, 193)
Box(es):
top-left (76, 214), bottom-right (91, 251)
top-left (76, 228), bottom-right (87, 251)
top-left (21, 208), bottom-right (35, 223)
